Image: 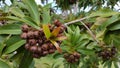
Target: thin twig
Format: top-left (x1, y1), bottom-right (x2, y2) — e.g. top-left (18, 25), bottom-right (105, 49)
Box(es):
top-left (80, 20), bottom-right (99, 44)
top-left (64, 16), bottom-right (91, 26)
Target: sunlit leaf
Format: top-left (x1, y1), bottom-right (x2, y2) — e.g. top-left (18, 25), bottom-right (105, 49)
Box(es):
top-left (23, 0), bottom-right (40, 25)
top-left (0, 24), bottom-right (21, 35)
top-left (42, 24), bottom-right (51, 39)
top-left (10, 7), bottom-right (25, 18)
top-left (56, 36), bottom-right (67, 41)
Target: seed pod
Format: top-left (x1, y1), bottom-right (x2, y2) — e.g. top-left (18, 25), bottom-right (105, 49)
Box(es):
top-left (64, 53), bottom-right (69, 59)
top-left (33, 31), bottom-right (39, 38)
top-left (21, 24), bottom-right (29, 32)
top-left (37, 46), bottom-right (42, 53)
top-left (54, 20), bottom-right (62, 27)
top-left (69, 55), bottom-right (74, 60)
top-left (48, 43), bottom-right (54, 49)
top-left (20, 33), bottom-right (27, 39)
top-left (39, 29), bottom-right (44, 36)
top-left (73, 52), bottom-right (80, 59)
top-left (28, 39), bottom-right (36, 45)
top-left (32, 53), bottom-right (40, 58)
top-left (25, 44), bottom-right (30, 50)
top-left (48, 49), bottom-right (55, 54)
top-left (42, 51), bottom-right (49, 56)
top-left (29, 46), bottom-right (38, 53)
top-left (38, 39), bottom-right (43, 45)
top-left (41, 44), bottom-right (49, 51)
top-left (27, 31), bottom-right (34, 39)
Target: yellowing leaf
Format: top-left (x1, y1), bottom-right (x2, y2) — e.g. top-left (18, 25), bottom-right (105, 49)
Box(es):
top-left (42, 24), bottom-right (51, 39)
top-left (52, 27), bottom-right (61, 37)
top-left (50, 40), bottom-right (62, 53)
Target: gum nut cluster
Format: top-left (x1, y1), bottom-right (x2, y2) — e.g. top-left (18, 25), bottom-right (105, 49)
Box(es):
top-left (20, 20), bottom-right (66, 58)
top-left (64, 52), bottom-right (80, 63)
top-left (97, 46), bottom-right (117, 60)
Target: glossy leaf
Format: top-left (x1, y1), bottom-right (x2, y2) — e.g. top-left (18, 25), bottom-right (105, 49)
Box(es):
top-left (23, 0), bottom-right (40, 25)
top-left (42, 24), bottom-right (51, 39)
top-left (0, 24), bottom-right (21, 35)
top-left (4, 40), bottom-right (25, 54)
top-left (108, 22), bottom-right (120, 31)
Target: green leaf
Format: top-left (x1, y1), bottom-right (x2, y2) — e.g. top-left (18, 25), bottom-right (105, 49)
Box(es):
top-left (6, 16), bottom-right (40, 29)
top-left (108, 21), bottom-right (120, 31)
top-left (41, 9), bottom-right (51, 24)
top-left (100, 15), bottom-right (120, 29)
top-left (10, 7), bottom-right (25, 18)
top-left (90, 8), bottom-right (119, 17)
top-left (19, 50), bottom-right (33, 68)
top-left (0, 60), bottom-right (10, 68)
top-left (42, 24), bottom-right (51, 39)
top-left (23, 0), bottom-right (40, 25)
top-left (4, 40), bottom-right (25, 54)
top-left (0, 43), bottom-right (5, 56)
top-left (0, 24), bottom-right (21, 35)
top-left (77, 48), bottom-right (95, 55)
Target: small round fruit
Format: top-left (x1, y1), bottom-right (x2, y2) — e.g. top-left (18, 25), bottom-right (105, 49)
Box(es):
top-left (48, 49), bottom-right (55, 54)
top-left (28, 39), bottom-right (36, 45)
top-left (37, 46), bottom-right (42, 53)
top-left (32, 53), bottom-right (40, 58)
top-left (20, 33), bottom-right (27, 39)
top-left (41, 44), bottom-right (49, 51)
top-left (29, 46), bottom-right (38, 53)
top-left (42, 51), bottom-right (49, 56)
top-left (27, 31), bottom-right (34, 39)
top-left (21, 24), bottom-right (29, 32)
top-left (33, 31), bottom-right (39, 38)
top-left (24, 44), bottom-right (30, 50)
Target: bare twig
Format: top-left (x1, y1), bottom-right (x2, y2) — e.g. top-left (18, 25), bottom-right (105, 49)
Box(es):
top-left (64, 16), bottom-right (91, 26)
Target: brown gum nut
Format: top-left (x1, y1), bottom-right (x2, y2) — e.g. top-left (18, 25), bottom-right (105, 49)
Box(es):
top-left (33, 31), bottom-right (39, 38)
top-left (48, 43), bottom-right (54, 49)
top-left (27, 31), bottom-right (34, 39)
top-left (29, 45), bottom-right (38, 53)
top-left (41, 44), bottom-right (49, 51)
top-left (69, 55), bottom-right (75, 60)
top-left (32, 53), bottom-right (40, 58)
top-left (42, 51), bottom-right (49, 56)
top-left (73, 52), bottom-right (80, 59)
top-left (48, 49), bottom-right (55, 54)
top-left (21, 24), bottom-right (29, 32)
top-left (64, 53), bottom-right (69, 59)
top-left (20, 33), bottom-right (27, 39)
top-left (24, 44), bottom-right (30, 50)
top-left (38, 39), bottom-right (43, 45)
top-left (37, 46), bottom-right (42, 53)
top-left (28, 39), bottom-right (36, 45)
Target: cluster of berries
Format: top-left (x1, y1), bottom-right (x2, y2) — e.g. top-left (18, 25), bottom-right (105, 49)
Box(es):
top-left (20, 20), bottom-right (66, 58)
top-left (97, 46), bottom-right (117, 60)
top-left (64, 52), bottom-right (80, 63)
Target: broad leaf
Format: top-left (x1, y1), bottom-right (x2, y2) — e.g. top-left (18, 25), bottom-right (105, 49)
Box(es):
top-left (90, 8), bottom-right (119, 17)
top-left (108, 21), bottom-right (120, 31)
top-left (42, 24), bottom-right (51, 39)
top-left (0, 60), bottom-right (10, 68)
top-left (0, 24), bottom-right (21, 35)
top-left (6, 16), bottom-right (40, 29)
top-left (10, 7), bottom-right (25, 18)
top-left (19, 50), bottom-right (33, 68)
top-left (4, 40), bottom-right (25, 54)
top-left (23, 0), bottom-right (40, 26)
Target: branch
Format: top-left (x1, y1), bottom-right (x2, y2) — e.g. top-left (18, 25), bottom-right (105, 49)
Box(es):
top-left (64, 16), bottom-right (91, 26)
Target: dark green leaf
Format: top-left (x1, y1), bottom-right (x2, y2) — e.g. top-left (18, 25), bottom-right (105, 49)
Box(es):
top-left (0, 24), bottom-right (21, 35)
top-left (19, 51), bottom-right (33, 68)
top-left (4, 40), bottom-right (25, 54)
